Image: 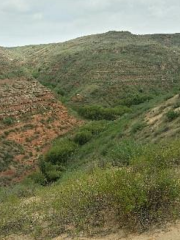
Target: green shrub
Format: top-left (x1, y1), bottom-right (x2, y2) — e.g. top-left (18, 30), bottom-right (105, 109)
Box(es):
top-left (133, 140), bottom-right (180, 169)
top-left (166, 110), bottom-right (179, 121)
top-left (45, 139), bottom-right (77, 165)
top-left (39, 158), bottom-right (66, 184)
top-left (74, 130), bottom-right (93, 145)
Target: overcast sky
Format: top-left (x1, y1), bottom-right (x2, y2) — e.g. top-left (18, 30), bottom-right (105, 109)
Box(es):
top-left (0, 0), bottom-right (180, 47)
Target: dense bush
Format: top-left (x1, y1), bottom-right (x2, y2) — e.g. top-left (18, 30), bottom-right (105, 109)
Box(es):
top-left (77, 105), bottom-right (130, 120)
top-left (74, 130), bottom-right (93, 145)
top-left (39, 160), bottom-right (65, 183)
top-left (34, 139), bottom-right (77, 184)
top-left (45, 139), bottom-right (77, 165)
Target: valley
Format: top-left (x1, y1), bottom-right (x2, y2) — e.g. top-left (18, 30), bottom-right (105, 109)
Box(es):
top-left (1, 31), bottom-right (180, 239)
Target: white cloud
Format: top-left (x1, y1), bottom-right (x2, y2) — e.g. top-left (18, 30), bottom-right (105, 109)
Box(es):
top-left (0, 0), bottom-right (180, 46)
top-left (33, 13), bottom-right (43, 21)
top-left (1, 0), bottom-right (30, 13)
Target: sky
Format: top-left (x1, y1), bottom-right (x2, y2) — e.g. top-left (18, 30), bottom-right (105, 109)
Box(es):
top-left (0, 0), bottom-right (180, 47)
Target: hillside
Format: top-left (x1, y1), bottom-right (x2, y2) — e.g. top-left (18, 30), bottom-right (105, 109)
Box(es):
top-left (1, 32), bottom-right (180, 239)
top-left (9, 31), bottom-right (180, 107)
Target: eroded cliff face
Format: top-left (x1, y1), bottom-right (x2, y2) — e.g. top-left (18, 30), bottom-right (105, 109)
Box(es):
top-left (0, 78), bottom-right (79, 186)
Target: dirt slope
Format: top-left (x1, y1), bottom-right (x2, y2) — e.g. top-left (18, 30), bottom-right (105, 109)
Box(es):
top-left (54, 222), bottom-right (180, 240)
top-left (4, 221), bottom-right (180, 240)
top-left (0, 78), bottom-right (80, 186)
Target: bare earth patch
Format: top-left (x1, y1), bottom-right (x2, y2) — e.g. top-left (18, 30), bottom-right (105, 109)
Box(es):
top-left (53, 221), bottom-right (180, 240)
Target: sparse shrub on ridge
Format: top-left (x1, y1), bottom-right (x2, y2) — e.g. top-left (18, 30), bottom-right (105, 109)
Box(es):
top-left (166, 110), bottom-right (179, 121)
top-left (131, 121), bottom-right (146, 133)
top-left (2, 117), bottom-right (15, 126)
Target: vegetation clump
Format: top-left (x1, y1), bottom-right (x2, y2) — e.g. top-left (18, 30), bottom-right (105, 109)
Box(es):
top-left (131, 121), bottom-right (147, 133)
top-left (2, 117), bottom-right (15, 125)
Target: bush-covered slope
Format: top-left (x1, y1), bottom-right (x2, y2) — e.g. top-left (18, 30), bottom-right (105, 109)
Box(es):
top-left (1, 137), bottom-right (180, 240)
